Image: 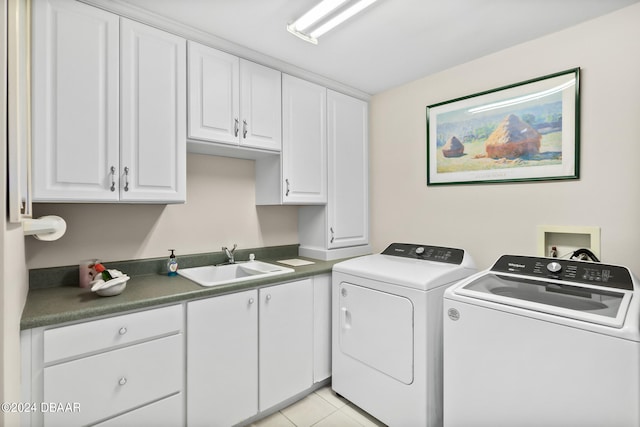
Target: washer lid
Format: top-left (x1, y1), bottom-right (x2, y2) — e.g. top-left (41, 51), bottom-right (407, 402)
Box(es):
top-left (333, 252), bottom-right (476, 291)
top-left (455, 272), bottom-right (633, 328)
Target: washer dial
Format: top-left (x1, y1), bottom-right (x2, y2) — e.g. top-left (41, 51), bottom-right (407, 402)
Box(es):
top-left (547, 261), bottom-right (562, 273)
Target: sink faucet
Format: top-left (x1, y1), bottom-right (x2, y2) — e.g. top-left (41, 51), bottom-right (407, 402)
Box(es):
top-left (222, 244), bottom-right (237, 264)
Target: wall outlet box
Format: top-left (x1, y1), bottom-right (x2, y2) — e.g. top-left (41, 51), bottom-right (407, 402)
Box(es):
top-left (537, 225), bottom-right (601, 259)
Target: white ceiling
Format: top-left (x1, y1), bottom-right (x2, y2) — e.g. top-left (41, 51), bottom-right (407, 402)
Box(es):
top-left (117, 0), bottom-right (638, 95)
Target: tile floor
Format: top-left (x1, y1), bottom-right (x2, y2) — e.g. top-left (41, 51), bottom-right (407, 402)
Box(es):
top-left (250, 386), bottom-right (387, 427)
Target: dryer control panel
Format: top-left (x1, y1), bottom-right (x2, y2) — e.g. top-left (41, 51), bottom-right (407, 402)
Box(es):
top-left (491, 255), bottom-right (634, 291)
top-left (381, 243), bottom-right (465, 265)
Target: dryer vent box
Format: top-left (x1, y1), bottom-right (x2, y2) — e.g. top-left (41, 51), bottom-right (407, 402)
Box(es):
top-left (537, 225), bottom-right (600, 259)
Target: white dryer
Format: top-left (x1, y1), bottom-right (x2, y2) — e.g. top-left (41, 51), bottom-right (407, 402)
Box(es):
top-left (332, 243), bottom-right (476, 427)
top-left (443, 255), bottom-right (640, 427)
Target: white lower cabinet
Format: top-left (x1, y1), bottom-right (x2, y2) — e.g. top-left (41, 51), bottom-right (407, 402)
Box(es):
top-left (43, 335), bottom-right (182, 426)
top-left (259, 279), bottom-right (314, 410)
top-left (313, 274), bottom-right (332, 382)
top-left (187, 289), bottom-right (259, 427)
top-left (93, 393), bottom-right (183, 427)
top-left (20, 305), bottom-right (184, 427)
top-left (187, 277), bottom-right (321, 425)
top-left (21, 276), bottom-right (330, 427)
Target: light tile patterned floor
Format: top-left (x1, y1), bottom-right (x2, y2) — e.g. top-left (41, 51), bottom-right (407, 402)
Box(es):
top-left (251, 386), bottom-right (387, 427)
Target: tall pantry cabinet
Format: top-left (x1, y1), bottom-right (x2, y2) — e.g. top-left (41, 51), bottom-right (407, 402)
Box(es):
top-left (31, 0), bottom-right (186, 203)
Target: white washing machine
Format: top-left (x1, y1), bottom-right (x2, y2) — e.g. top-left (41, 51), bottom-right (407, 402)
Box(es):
top-left (332, 243), bottom-right (477, 427)
top-left (443, 255), bottom-right (640, 427)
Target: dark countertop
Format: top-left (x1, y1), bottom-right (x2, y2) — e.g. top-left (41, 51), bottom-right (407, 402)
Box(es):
top-left (21, 257), bottom-right (343, 330)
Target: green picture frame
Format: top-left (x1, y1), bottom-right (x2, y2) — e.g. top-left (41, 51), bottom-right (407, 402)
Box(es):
top-left (426, 68), bottom-right (580, 185)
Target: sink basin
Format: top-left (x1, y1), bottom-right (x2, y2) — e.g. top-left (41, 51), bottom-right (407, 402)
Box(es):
top-left (177, 261), bottom-right (295, 287)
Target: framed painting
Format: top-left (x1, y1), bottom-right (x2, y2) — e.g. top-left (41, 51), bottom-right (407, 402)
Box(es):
top-left (426, 68), bottom-right (580, 185)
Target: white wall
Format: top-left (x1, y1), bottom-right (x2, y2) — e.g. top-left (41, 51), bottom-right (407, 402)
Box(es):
top-left (369, 3), bottom-right (640, 272)
top-left (26, 153), bottom-right (299, 269)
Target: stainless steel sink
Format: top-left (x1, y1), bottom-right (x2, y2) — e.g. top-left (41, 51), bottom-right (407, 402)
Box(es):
top-left (177, 261), bottom-right (294, 287)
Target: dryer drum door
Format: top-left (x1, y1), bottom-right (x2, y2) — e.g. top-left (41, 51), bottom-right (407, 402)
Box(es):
top-left (338, 282), bottom-right (414, 384)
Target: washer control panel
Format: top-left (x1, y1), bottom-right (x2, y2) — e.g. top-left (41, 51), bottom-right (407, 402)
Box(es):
top-left (381, 243), bottom-right (465, 265)
top-left (491, 255), bottom-right (634, 291)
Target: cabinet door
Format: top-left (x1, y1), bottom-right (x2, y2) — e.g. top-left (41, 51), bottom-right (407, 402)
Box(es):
top-left (32, 0), bottom-right (119, 202)
top-left (187, 41), bottom-right (240, 145)
top-left (239, 59), bottom-right (282, 151)
top-left (327, 90), bottom-right (369, 248)
top-left (282, 74), bottom-right (327, 204)
top-left (313, 274), bottom-right (332, 382)
top-left (259, 279), bottom-right (314, 410)
top-left (187, 290), bottom-right (258, 426)
top-left (120, 19), bottom-right (186, 203)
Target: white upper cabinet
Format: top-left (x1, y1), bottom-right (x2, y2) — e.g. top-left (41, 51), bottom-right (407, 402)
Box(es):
top-left (298, 90), bottom-right (370, 260)
top-left (326, 90), bottom-right (369, 249)
top-left (239, 59), bottom-right (282, 151)
top-left (280, 74), bottom-right (327, 204)
top-left (32, 0), bottom-right (120, 202)
top-left (187, 42), bottom-right (239, 145)
top-left (120, 19), bottom-right (186, 203)
top-left (187, 41), bottom-right (281, 152)
top-left (31, 0), bottom-right (186, 203)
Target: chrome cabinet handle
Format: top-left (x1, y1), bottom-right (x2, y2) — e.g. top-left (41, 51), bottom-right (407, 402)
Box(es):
top-left (285, 179), bottom-right (290, 196)
top-left (242, 120), bottom-right (248, 138)
top-left (248, 298), bottom-right (255, 305)
top-left (124, 167), bottom-right (130, 192)
top-left (119, 377), bottom-right (127, 386)
top-left (330, 227), bottom-right (335, 243)
top-left (118, 327), bottom-right (127, 335)
top-left (110, 166), bottom-right (116, 192)
top-left (234, 118), bottom-right (239, 137)
top-left (266, 294), bottom-right (272, 301)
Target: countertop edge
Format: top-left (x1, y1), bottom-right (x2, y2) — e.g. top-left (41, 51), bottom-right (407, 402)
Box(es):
top-left (21, 258), bottom-right (342, 330)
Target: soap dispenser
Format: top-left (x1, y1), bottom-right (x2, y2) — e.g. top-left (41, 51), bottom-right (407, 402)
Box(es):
top-left (167, 249), bottom-right (178, 276)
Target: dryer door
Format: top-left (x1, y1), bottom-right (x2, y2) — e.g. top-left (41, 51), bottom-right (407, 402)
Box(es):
top-left (338, 282), bottom-right (414, 384)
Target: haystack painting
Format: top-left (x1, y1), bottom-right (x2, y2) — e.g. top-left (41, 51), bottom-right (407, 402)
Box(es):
top-left (427, 69), bottom-right (579, 185)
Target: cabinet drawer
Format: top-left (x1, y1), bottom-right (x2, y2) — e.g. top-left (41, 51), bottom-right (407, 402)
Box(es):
top-left (43, 334), bottom-right (183, 427)
top-left (44, 305), bottom-right (182, 363)
top-left (93, 392), bottom-right (183, 427)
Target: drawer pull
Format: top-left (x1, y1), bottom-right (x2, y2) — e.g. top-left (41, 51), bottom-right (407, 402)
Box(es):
top-left (119, 377), bottom-right (127, 386)
top-left (248, 298), bottom-right (255, 305)
top-left (119, 327), bottom-right (127, 335)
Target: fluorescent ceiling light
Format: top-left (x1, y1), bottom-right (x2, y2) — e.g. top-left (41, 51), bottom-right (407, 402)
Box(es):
top-left (287, 0), bottom-right (378, 44)
top-left (293, 0), bottom-right (349, 33)
top-left (310, 0), bottom-right (377, 38)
